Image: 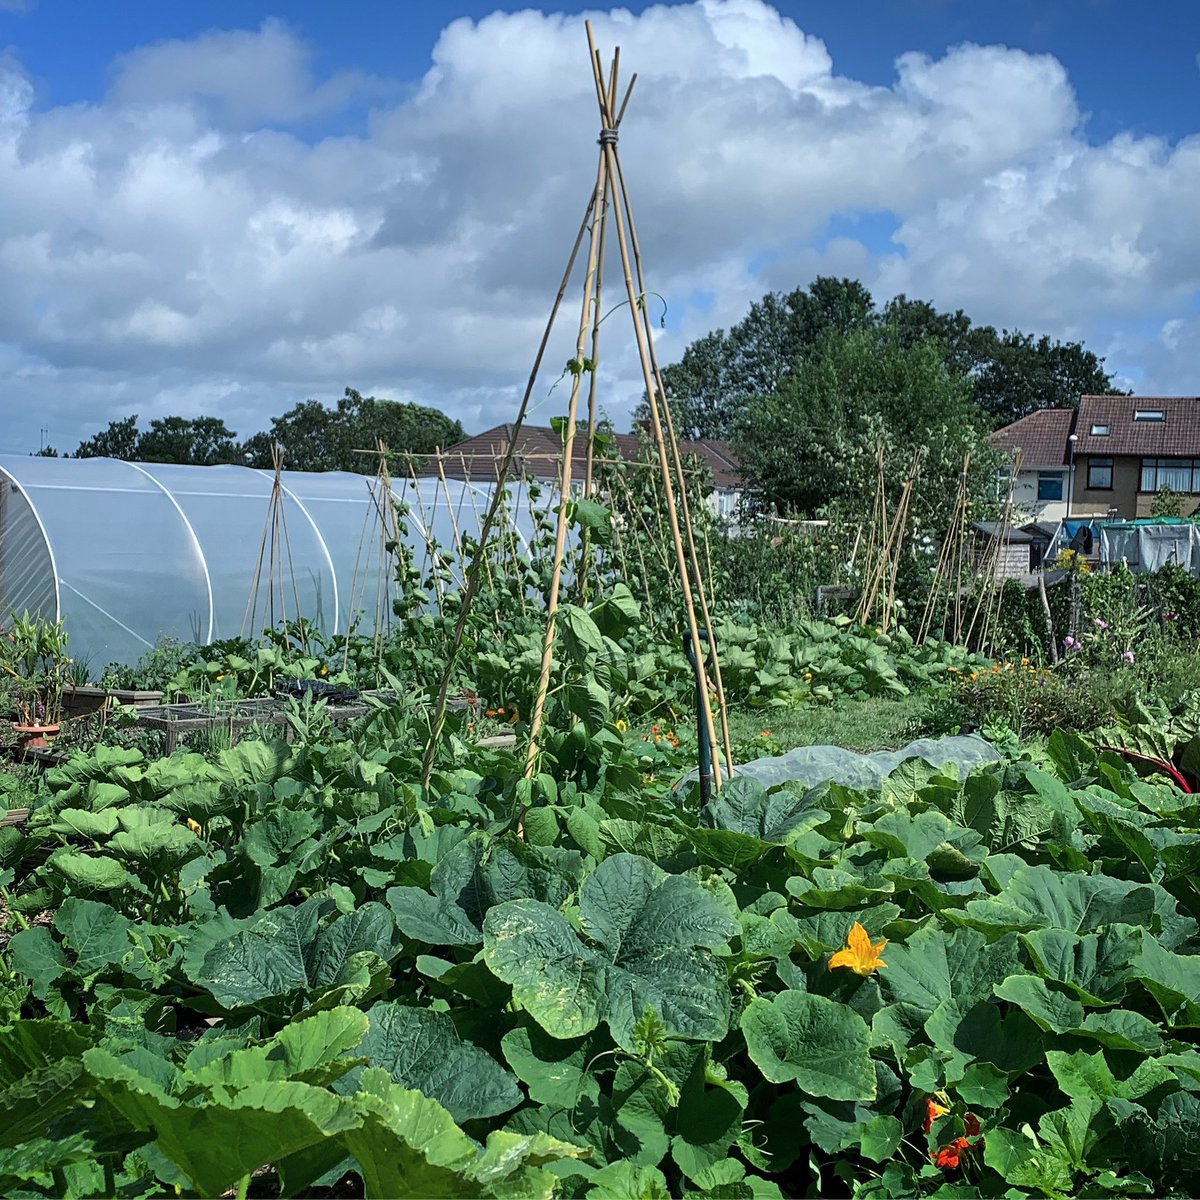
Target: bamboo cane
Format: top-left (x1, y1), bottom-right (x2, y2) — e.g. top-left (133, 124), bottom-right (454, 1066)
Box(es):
top-left (585, 23), bottom-right (724, 789)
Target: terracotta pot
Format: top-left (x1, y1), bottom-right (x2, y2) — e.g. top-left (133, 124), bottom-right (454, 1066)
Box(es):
top-left (11, 723), bottom-right (61, 760)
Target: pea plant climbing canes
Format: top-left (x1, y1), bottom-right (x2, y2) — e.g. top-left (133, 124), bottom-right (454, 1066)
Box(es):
top-left (521, 24), bottom-right (736, 809)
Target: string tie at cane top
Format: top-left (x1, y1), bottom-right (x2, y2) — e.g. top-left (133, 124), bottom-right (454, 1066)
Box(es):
top-left (598, 127), bottom-right (618, 146)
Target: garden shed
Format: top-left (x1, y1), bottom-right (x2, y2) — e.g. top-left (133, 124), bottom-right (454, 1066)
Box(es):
top-left (0, 454), bottom-right (539, 670)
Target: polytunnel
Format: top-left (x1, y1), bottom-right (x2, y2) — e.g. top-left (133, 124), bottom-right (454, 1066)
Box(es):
top-left (0, 454), bottom-right (542, 669)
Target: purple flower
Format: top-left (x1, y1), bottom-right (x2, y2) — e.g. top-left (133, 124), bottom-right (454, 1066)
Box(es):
top-left (1063, 635), bottom-right (1080, 651)
top-left (1094, 618), bottom-right (1108, 629)
top-left (1123, 650), bottom-right (1135, 664)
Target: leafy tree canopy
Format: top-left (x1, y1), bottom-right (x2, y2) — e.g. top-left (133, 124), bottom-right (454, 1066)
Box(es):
top-left (241, 388), bottom-right (465, 472)
top-left (647, 277), bottom-right (1120, 439)
top-left (734, 325), bottom-right (998, 523)
top-left (71, 389), bottom-right (466, 473)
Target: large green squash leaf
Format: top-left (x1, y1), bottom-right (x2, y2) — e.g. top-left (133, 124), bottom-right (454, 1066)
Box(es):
top-left (335, 1001), bottom-right (521, 1122)
top-left (483, 853), bottom-right (737, 1050)
top-left (959, 865), bottom-right (1157, 935)
top-left (85, 1048), bottom-right (359, 1198)
top-left (188, 899), bottom-right (397, 1010)
top-left (192, 1007), bottom-right (368, 1089)
top-left (741, 991), bottom-right (876, 1101)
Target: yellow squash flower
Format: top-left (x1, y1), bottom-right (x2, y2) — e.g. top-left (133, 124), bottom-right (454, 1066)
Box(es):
top-left (828, 921), bottom-right (888, 976)
top-left (615, 718), bottom-right (628, 733)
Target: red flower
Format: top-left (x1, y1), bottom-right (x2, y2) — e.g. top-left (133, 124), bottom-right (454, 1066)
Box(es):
top-left (924, 1097), bottom-right (951, 1134)
top-left (963, 1113), bottom-right (982, 1138)
top-left (934, 1137), bottom-right (972, 1171)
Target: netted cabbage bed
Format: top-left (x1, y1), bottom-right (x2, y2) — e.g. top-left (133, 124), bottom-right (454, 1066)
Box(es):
top-left (679, 734), bottom-right (1000, 793)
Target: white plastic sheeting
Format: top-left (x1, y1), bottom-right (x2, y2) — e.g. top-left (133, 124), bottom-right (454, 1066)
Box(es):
top-left (1099, 522), bottom-right (1200, 573)
top-left (0, 455), bottom-right (543, 668)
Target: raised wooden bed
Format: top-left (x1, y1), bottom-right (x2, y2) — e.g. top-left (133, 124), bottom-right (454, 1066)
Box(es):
top-left (63, 686), bottom-right (165, 719)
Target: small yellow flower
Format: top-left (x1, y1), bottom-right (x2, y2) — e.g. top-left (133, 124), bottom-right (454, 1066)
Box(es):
top-left (215, 673), bottom-right (224, 681)
top-left (186, 818), bottom-right (202, 834)
top-left (319, 665), bottom-right (329, 676)
top-left (615, 718), bottom-right (628, 733)
top-left (829, 921), bottom-right (888, 976)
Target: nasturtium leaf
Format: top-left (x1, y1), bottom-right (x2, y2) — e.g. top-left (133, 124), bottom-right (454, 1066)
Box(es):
top-left (335, 1001), bottom-right (521, 1123)
top-left (483, 853), bottom-right (737, 1050)
top-left (955, 1061), bottom-right (1009, 1109)
top-left (741, 991), bottom-right (876, 1101)
top-left (856, 1113), bottom-right (902, 1163)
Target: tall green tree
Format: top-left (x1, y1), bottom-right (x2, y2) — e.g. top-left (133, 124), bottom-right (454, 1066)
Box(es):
top-left (650, 277), bottom-right (877, 439)
top-left (241, 388), bottom-right (466, 472)
top-left (74, 414), bottom-right (238, 464)
top-left (135, 416), bottom-right (239, 465)
top-left (969, 329), bottom-right (1119, 423)
top-left (75, 415), bottom-right (140, 460)
top-left (653, 278), bottom-right (1121, 439)
top-left (734, 326), bottom-right (997, 525)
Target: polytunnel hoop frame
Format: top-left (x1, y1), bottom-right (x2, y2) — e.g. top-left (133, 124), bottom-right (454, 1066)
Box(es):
top-left (3, 471), bottom-right (61, 624)
top-left (126, 460), bottom-right (216, 645)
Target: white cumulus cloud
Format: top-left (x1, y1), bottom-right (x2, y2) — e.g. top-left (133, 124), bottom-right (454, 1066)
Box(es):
top-left (0, 1), bottom-right (1197, 457)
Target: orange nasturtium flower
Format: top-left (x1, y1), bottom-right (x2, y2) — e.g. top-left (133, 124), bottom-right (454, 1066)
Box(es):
top-left (924, 1096), bottom-right (951, 1134)
top-left (934, 1137), bottom-right (973, 1171)
top-left (828, 921), bottom-right (888, 976)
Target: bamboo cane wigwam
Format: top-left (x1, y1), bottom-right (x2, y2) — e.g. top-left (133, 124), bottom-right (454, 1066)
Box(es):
top-left (420, 22), bottom-right (733, 796)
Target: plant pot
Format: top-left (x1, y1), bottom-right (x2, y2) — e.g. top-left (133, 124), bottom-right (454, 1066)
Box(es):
top-left (11, 723), bottom-right (61, 760)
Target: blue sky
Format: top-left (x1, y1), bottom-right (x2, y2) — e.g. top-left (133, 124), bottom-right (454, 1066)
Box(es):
top-left (2, 0), bottom-right (1199, 453)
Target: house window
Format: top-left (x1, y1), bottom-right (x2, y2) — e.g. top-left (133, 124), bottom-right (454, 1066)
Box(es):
top-left (1087, 458), bottom-right (1113, 490)
top-left (1133, 410), bottom-right (1165, 421)
top-left (1036, 472), bottom-right (1064, 501)
top-left (1090, 424), bottom-right (1109, 436)
top-left (1140, 458), bottom-right (1200, 493)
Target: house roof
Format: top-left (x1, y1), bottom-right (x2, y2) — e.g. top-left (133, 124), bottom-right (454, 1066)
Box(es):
top-left (427, 423), bottom-right (745, 490)
top-left (991, 396), bottom-right (1200, 466)
top-left (989, 408), bottom-right (1075, 467)
top-left (1075, 395), bottom-right (1200, 457)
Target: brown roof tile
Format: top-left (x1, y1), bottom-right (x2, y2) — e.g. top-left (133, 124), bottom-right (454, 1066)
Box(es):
top-left (427, 423), bottom-right (745, 490)
top-left (989, 408), bottom-right (1075, 467)
top-left (1075, 395), bottom-right (1200, 457)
